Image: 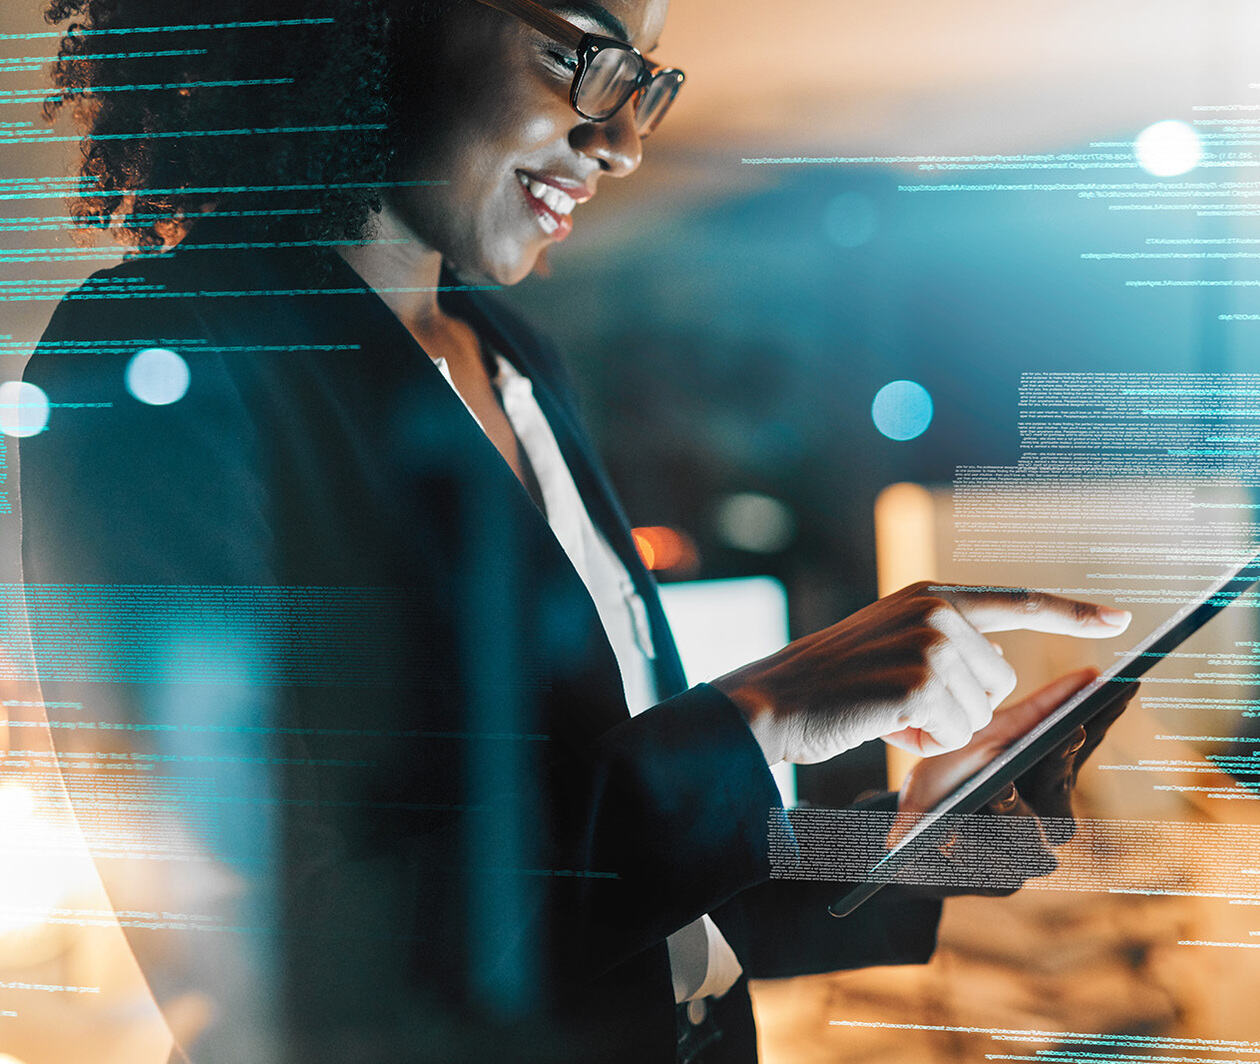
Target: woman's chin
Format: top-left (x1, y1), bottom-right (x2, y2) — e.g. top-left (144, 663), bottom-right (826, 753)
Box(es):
top-left (494, 246), bottom-right (548, 286)
top-left (448, 245), bottom-right (540, 288)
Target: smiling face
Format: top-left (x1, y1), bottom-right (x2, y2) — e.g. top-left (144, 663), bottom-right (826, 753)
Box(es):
top-left (384, 0), bottom-right (671, 285)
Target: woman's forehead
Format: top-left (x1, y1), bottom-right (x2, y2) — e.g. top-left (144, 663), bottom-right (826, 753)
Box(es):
top-left (551, 0), bottom-right (670, 52)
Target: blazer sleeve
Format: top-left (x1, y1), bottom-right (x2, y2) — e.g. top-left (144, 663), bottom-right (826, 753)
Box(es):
top-left (572, 683), bottom-right (785, 958)
top-left (713, 791), bottom-right (943, 980)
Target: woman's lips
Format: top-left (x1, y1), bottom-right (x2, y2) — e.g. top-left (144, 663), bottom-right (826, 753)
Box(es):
top-left (515, 171), bottom-right (579, 241)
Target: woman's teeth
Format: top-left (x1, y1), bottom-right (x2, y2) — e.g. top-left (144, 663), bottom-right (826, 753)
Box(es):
top-left (518, 173), bottom-right (577, 216)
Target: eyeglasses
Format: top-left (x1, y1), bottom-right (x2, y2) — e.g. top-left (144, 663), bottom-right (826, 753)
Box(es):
top-left (473, 0), bottom-right (685, 137)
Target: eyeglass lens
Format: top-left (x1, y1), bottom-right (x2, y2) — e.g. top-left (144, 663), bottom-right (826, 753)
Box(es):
top-left (575, 45), bottom-right (681, 133)
top-left (634, 72), bottom-right (680, 134)
top-left (575, 47), bottom-right (642, 119)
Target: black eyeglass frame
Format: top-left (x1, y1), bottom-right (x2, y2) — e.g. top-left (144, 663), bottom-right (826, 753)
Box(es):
top-left (473, 0), bottom-right (685, 135)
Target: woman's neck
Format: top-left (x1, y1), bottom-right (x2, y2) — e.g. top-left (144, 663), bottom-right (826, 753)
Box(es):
top-left (337, 201), bottom-right (448, 339)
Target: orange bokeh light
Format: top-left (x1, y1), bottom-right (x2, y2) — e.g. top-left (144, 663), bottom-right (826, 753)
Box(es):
top-left (631, 527), bottom-right (698, 573)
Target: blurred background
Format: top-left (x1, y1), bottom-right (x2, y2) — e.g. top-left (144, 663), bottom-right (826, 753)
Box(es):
top-left (4, 0), bottom-right (1260, 1061)
top-left (510, 0), bottom-right (1260, 793)
top-left (510, 2), bottom-right (1260, 1059)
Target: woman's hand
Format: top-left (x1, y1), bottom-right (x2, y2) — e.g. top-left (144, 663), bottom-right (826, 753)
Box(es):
top-left (713, 581), bottom-right (1131, 765)
top-left (892, 667), bottom-right (1138, 897)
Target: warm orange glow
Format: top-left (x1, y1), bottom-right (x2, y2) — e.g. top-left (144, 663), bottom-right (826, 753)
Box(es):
top-left (873, 482), bottom-right (937, 791)
top-left (632, 532), bottom-right (656, 570)
top-left (631, 526), bottom-right (698, 573)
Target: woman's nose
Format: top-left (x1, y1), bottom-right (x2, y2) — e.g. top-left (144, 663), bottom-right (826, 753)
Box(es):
top-left (569, 106), bottom-right (644, 177)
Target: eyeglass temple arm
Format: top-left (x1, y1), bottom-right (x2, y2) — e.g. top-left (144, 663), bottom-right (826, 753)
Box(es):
top-left (473, 0), bottom-right (587, 50)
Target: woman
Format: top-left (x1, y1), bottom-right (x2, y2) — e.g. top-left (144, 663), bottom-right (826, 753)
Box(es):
top-left (22, 0), bottom-right (1132, 1061)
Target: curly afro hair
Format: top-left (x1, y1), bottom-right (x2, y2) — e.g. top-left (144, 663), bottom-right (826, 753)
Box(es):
top-left (44, 0), bottom-right (454, 249)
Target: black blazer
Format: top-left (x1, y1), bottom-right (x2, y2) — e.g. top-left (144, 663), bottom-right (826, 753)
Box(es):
top-left (19, 231), bottom-right (941, 1063)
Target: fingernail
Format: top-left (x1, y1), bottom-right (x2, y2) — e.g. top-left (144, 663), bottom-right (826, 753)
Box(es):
top-left (1099, 607), bottom-right (1131, 627)
top-left (991, 783), bottom-right (1019, 813)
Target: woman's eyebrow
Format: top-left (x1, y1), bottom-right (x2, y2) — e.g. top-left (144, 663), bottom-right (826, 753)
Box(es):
top-left (553, 2), bottom-right (633, 47)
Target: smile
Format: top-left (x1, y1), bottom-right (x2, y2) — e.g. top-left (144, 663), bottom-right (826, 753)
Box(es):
top-left (516, 170), bottom-right (582, 241)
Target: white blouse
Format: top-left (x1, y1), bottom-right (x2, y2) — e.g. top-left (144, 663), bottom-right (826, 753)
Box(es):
top-left (433, 352), bottom-right (742, 1005)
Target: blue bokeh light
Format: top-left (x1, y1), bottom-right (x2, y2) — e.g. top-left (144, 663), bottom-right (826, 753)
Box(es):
top-left (0, 380), bottom-right (50, 438)
top-left (871, 380), bottom-right (933, 441)
top-left (126, 347), bottom-right (190, 406)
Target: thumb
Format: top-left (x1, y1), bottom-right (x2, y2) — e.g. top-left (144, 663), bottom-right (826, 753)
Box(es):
top-left (883, 725), bottom-right (953, 757)
top-left (984, 667), bottom-right (1100, 744)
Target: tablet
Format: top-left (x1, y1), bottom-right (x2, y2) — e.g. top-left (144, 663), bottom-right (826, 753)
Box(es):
top-left (828, 552), bottom-right (1260, 918)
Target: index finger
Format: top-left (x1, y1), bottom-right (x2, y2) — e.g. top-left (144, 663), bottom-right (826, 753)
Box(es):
top-left (931, 585), bottom-right (1131, 638)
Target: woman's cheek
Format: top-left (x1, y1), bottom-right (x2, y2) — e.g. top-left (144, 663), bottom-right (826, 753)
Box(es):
top-left (517, 111), bottom-right (565, 147)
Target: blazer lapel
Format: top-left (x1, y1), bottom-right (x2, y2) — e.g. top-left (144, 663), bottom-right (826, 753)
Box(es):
top-left (312, 254), bottom-right (638, 736)
top-left (452, 287), bottom-right (690, 701)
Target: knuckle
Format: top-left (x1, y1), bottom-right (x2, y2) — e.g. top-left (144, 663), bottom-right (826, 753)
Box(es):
top-left (919, 599), bottom-right (955, 629)
top-left (903, 663), bottom-right (932, 697)
top-left (906, 625), bottom-right (944, 656)
top-left (921, 630), bottom-right (953, 662)
top-left (1070, 598), bottom-right (1095, 624)
top-left (885, 669), bottom-right (928, 710)
top-left (1016, 590), bottom-right (1041, 615)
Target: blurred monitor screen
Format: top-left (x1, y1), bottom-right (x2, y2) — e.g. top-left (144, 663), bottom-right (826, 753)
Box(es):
top-left (658, 577), bottom-right (795, 807)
